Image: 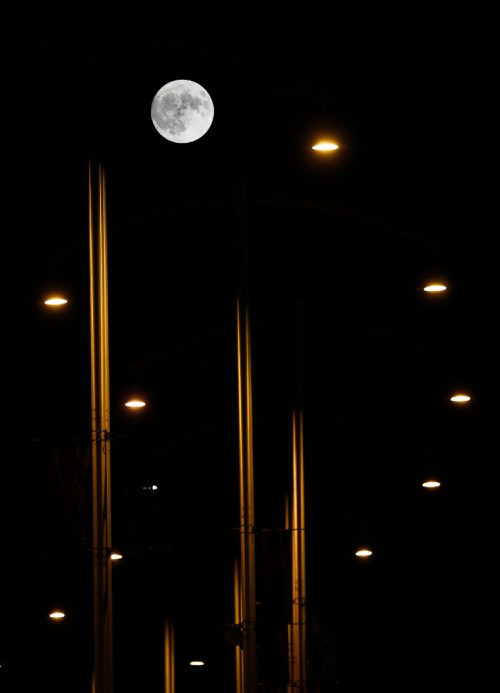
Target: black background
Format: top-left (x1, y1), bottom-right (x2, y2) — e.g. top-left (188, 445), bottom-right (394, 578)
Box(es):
top-left (1, 9), bottom-right (496, 692)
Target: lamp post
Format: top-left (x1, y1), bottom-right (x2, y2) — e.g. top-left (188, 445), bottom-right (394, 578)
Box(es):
top-left (287, 147), bottom-right (341, 692)
top-left (289, 302), bottom-right (307, 693)
top-left (236, 174), bottom-right (257, 693)
top-left (89, 160), bottom-right (113, 693)
top-left (164, 618), bottom-right (175, 693)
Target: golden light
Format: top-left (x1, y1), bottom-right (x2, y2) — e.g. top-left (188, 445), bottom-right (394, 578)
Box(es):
top-left (44, 296), bottom-right (68, 306)
top-left (49, 610), bottom-right (66, 620)
top-left (355, 549), bottom-right (373, 558)
top-left (423, 283), bottom-right (447, 293)
top-left (125, 399), bottom-right (146, 408)
top-left (110, 552), bottom-right (123, 561)
top-left (189, 660), bottom-right (205, 667)
top-left (449, 394), bottom-right (471, 403)
top-left (312, 141), bottom-right (339, 152)
top-left (422, 480), bottom-right (441, 489)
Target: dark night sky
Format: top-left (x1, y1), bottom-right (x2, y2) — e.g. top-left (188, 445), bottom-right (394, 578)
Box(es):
top-left (0, 10), bottom-right (497, 692)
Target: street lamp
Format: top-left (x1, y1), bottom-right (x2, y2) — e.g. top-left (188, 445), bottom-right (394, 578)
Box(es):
top-left (124, 399), bottom-right (146, 409)
top-left (422, 480), bottom-right (441, 489)
top-left (312, 140), bottom-right (339, 152)
top-left (423, 283), bottom-right (447, 293)
top-left (449, 393), bottom-right (471, 403)
top-left (44, 296), bottom-right (69, 306)
top-left (49, 610), bottom-right (66, 620)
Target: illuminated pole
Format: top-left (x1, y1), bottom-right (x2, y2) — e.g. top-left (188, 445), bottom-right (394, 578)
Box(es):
top-left (237, 294), bottom-right (257, 693)
top-left (285, 495), bottom-right (293, 689)
top-left (89, 161), bottom-right (114, 693)
top-left (234, 558), bottom-right (243, 693)
top-left (164, 619), bottom-right (175, 693)
top-left (289, 407), bottom-right (306, 692)
top-left (236, 174), bottom-right (257, 693)
top-left (288, 303), bottom-right (307, 692)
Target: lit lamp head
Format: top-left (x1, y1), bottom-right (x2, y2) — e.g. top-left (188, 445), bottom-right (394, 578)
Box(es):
top-left (449, 393), bottom-right (471, 404)
top-left (422, 480), bottom-right (441, 489)
top-left (124, 398), bottom-right (146, 409)
top-left (44, 296), bottom-right (68, 307)
top-left (423, 282), bottom-right (447, 294)
top-left (312, 140), bottom-right (339, 152)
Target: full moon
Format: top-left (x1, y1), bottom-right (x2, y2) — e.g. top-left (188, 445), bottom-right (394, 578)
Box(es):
top-left (151, 79), bottom-right (214, 143)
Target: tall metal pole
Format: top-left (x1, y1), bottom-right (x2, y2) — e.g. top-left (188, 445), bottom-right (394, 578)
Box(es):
top-left (89, 161), bottom-right (114, 693)
top-left (236, 173), bottom-right (257, 693)
top-left (289, 303), bottom-right (307, 692)
top-left (164, 618), bottom-right (175, 693)
top-left (285, 494), bottom-right (294, 689)
top-left (234, 558), bottom-right (243, 693)
top-left (289, 407), bottom-right (306, 692)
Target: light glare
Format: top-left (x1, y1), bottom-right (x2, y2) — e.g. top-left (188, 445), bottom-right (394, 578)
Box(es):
top-left (189, 660), bottom-right (205, 666)
top-left (125, 399), bottom-right (146, 408)
top-left (110, 552), bottom-right (123, 561)
top-left (44, 297), bottom-right (68, 306)
top-left (312, 141), bottom-right (339, 151)
top-left (450, 394), bottom-right (471, 403)
top-left (422, 480), bottom-right (441, 488)
top-left (355, 549), bottom-right (372, 557)
top-left (423, 284), bottom-right (447, 293)
top-left (49, 611), bottom-right (65, 620)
